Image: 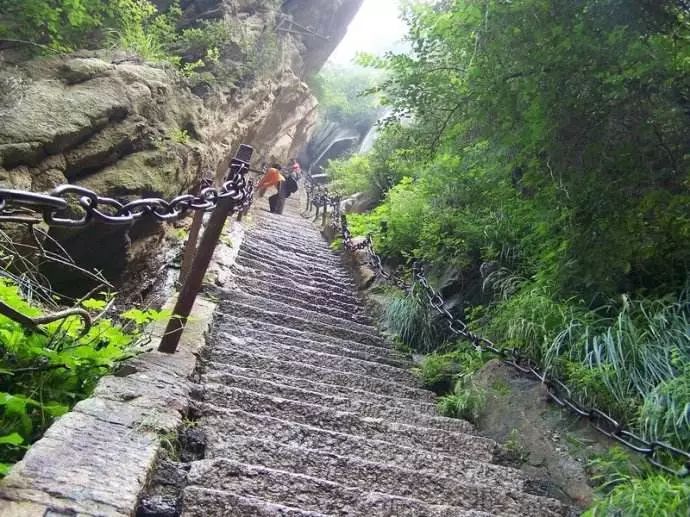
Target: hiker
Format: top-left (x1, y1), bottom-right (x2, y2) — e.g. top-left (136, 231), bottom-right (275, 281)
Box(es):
top-left (256, 164), bottom-right (284, 198)
top-left (289, 158), bottom-right (302, 180)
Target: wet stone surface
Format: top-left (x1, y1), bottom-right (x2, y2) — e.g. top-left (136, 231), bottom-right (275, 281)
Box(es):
top-left (138, 197), bottom-right (575, 516)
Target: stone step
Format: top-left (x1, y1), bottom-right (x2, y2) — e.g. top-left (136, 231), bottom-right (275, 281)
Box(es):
top-left (252, 214), bottom-right (318, 231)
top-left (199, 439), bottom-right (567, 516)
top-left (238, 247), bottom-right (353, 284)
top-left (203, 368), bottom-right (436, 415)
top-left (235, 251), bottom-right (354, 288)
top-left (218, 299), bottom-right (386, 348)
top-left (231, 263), bottom-right (361, 307)
top-left (200, 349), bottom-right (435, 402)
top-left (201, 378), bottom-right (465, 432)
top-left (213, 322), bottom-right (410, 369)
top-left (251, 216), bottom-right (326, 236)
top-left (227, 290), bottom-right (380, 340)
top-left (186, 460), bottom-right (494, 517)
top-left (200, 408), bottom-right (500, 479)
top-left (242, 240), bottom-right (343, 270)
top-left (231, 268), bottom-right (363, 309)
top-left (194, 386), bottom-right (490, 457)
top-left (248, 234), bottom-right (342, 263)
top-left (182, 486), bottom-right (328, 517)
top-left (234, 255), bottom-right (357, 297)
top-left (209, 338), bottom-right (418, 386)
top-left (206, 435), bottom-right (530, 494)
top-left (212, 313), bottom-right (407, 365)
top-left (229, 280), bottom-right (372, 325)
top-left (247, 227), bottom-right (328, 251)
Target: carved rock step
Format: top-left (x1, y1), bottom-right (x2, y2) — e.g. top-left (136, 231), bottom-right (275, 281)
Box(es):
top-left (237, 246), bottom-right (354, 283)
top-left (213, 314), bottom-right (408, 366)
top-left (203, 369), bottom-right (436, 415)
top-left (205, 435), bottom-right (531, 496)
top-left (201, 379), bottom-right (467, 432)
top-left (186, 460), bottom-right (494, 517)
top-left (242, 240), bottom-right (343, 269)
top-left (251, 216), bottom-right (327, 236)
top-left (198, 440), bottom-right (568, 516)
top-left (231, 267), bottom-right (363, 308)
top-left (182, 486), bottom-right (328, 517)
top-left (209, 338), bottom-right (418, 386)
top-left (231, 262), bottom-right (361, 306)
top-left (227, 290), bottom-right (380, 340)
top-left (227, 280), bottom-right (372, 325)
top-left (248, 227), bottom-right (328, 250)
top-left (248, 234), bottom-right (343, 263)
top-left (252, 215), bottom-right (319, 232)
top-left (200, 408), bottom-right (500, 480)
top-left (194, 387), bottom-right (491, 457)
top-left (234, 255), bottom-right (358, 296)
top-left (218, 299), bottom-right (386, 348)
top-left (213, 324), bottom-right (410, 369)
top-left (200, 350), bottom-right (435, 402)
top-left (238, 238), bottom-right (348, 268)
top-left (235, 251), bottom-right (355, 288)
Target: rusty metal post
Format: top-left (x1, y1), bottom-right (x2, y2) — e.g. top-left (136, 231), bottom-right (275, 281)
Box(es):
top-left (158, 197), bottom-right (235, 353)
top-left (178, 209), bottom-right (204, 284)
top-left (159, 145), bottom-right (253, 353)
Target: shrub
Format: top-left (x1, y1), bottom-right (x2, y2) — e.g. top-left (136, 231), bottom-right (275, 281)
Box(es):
top-left (437, 379), bottom-right (485, 422)
top-left (0, 278), bottom-right (169, 475)
top-left (384, 287), bottom-right (447, 353)
top-left (414, 347), bottom-right (485, 394)
top-left (586, 474), bottom-right (690, 517)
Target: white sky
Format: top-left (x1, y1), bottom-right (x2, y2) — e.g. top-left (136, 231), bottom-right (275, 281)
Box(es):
top-left (328, 0), bottom-right (408, 65)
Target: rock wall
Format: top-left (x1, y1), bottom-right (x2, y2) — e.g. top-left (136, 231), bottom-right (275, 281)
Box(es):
top-left (0, 0), bottom-right (362, 289)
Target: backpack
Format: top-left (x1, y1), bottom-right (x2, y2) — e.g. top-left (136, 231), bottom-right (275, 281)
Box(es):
top-left (284, 176), bottom-right (299, 196)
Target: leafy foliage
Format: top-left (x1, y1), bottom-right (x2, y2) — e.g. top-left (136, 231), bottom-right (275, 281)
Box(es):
top-left (0, 278), bottom-right (168, 474)
top-left (309, 64), bottom-right (383, 134)
top-left (384, 286), bottom-right (448, 353)
top-left (586, 447), bottom-right (690, 516)
top-left (0, 0), bottom-right (279, 84)
top-left (338, 0), bottom-right (690, 510)
top-left (437, 379), bottom-right (485, 422)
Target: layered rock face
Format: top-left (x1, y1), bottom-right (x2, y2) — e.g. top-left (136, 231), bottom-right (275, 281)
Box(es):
top-left (0, 0), bottom-right (361, 287)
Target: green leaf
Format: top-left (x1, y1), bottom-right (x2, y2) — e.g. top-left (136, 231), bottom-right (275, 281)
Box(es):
top-left (0, 433), bottom-right (24, 446)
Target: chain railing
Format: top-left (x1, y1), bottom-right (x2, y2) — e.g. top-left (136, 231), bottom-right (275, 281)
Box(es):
top-left (304, 178), bottom-right (690, 477)
top-left (0, 144), bottom-right (256, 353)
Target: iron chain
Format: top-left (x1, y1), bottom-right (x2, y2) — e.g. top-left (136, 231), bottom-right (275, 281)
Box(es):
top-left (0, 167), bottom-right (253, 228)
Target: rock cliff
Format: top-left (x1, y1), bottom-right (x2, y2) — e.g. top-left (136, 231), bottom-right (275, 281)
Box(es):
top-left (0, 0), bottom-right (363, 289)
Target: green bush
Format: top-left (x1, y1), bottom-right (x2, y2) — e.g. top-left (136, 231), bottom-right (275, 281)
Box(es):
top-left (586, 473), bottom-right (690, 517)
top-left (437, 380), bottom-right (485, 422)
top-left (384, 286), bottom-right (447, 353)
top-left (0, 0), bottom-right (107, 51)
top-left (0, 278), bottom-right (169, 475)
top-left (326, 154), bottom-right (372, 197)
top-left (414, 347), bottom-right (485, 394)
top-left (310, 64), bottom-right (383, 134)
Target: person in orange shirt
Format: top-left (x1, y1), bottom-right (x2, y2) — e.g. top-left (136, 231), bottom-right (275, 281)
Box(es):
top-left (256, 164), bottom-right (284, 198)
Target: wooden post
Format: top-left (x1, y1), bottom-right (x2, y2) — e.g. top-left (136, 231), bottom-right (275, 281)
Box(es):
top-left (158, 196), bottom-right (235, 353)
top-left (159, 145), bottom-right (253, 353)
top-left (178, 209), bottom-right (204, 285)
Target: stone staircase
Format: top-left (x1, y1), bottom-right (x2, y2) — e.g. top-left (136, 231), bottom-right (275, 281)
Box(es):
top-left (173, 198), bottom-right (573, 516)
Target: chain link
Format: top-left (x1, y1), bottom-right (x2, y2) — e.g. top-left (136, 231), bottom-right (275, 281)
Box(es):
top-left (305, 177), bottom-right (690, 477)
top-left (0, 166), bottom-right (253, 228)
